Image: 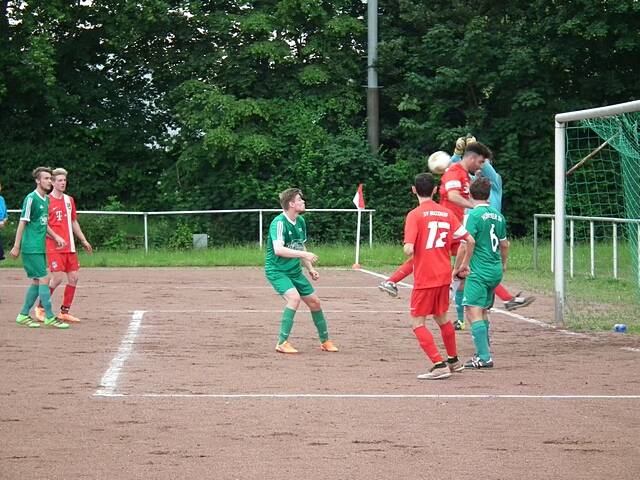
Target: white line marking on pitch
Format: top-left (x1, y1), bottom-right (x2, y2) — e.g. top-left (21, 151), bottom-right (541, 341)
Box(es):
top-left (357, 268), bottom-right (413, 288)
top-left (355, 267), bottom-right (581, 334)
top-left (95, 310), bottom-right (146, 396)
top-left (143, 309), bottom-right (405, 314)
top-left (621, 347), bottom-right (640, 353)
top-left (93, 392), bottom-right (640, 400)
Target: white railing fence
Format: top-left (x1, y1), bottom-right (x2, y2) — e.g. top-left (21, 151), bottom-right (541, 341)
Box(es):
top-left (7, 208), bottom-right (376, 256)
top-left (533, 213), bottom-right (640, 281)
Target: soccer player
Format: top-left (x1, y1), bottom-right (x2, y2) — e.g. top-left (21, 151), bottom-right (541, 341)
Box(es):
top-left (265, 188), bottom-right (338, 354)
top-left (403, 173), bottom-right (474, 380)
top-left (35, 168), bottom-right (92, 323)
top-left (451, 136), bottom-right (534, 311)
top-left (455, 177), bottom-right (509, 369)
top-left (9, 167), bottom-right (69, 329)
top-left (379, 138), bottom-right (533, 313)
top-left (0, 180), bottom-right (7, 262)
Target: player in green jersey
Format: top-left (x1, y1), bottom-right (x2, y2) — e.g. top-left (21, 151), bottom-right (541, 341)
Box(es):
top-left (10, 167), bottom-right (69, 329)
top-left (454, 177), bottom-right (509, 368)
top-left (265, 188), bottom-right (338, 354)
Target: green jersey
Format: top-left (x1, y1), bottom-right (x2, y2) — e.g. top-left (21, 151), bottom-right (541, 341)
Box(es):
top-left (19, 190), bottom-right (49, 254)
top-left (266, 213), bottom-right (307, 275)
top-left (465, 203), bottom-right (507, 280)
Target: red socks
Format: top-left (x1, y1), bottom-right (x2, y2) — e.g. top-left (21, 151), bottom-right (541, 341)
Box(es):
top-left (62, 285), bottom-right (76, 309)
top-left (413, 326), bottom-right (443, 364)
top-left (495, 283), bottom-right (512, 301)
top-left (438, 321), bottom-right (457, 358)
top-left (389, 258), bottom-right (414, 284)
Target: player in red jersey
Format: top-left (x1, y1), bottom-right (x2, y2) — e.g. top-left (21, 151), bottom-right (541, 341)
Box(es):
top-left (403, 173), bottom-right (474, 380)
top-left (35, 168), bottom-right (92, 323)
top-left (439, 142), bottom-right (490, 329)
top-left (380, 142), bottom-right (491, 329)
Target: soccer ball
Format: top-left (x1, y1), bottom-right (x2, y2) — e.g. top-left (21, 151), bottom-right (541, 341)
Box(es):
top-left (427, 151), bottom-right (452, 174)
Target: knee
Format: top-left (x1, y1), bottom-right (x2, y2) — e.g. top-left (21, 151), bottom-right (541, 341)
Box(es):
top-left (307, 297), bottom-right (321, 311)
top-left (287, 295), bottom-right (301, 309)
top-left (68, 273), bottom-right (79, 285)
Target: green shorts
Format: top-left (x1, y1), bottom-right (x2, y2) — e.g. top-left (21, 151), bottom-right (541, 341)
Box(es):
top-left (462, 272), bottom-right (501, 310)
top-left (266, 270), bottom-right (315, 297)
top-left (22, 253), bottom-right (48, 279)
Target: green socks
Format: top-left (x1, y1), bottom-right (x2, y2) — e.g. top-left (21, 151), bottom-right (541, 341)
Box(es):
top-left (278, 307), bottom-right (296, 343)
top-left (311, 310), bottom-right (329, 343)
top-left (38, 284), bottom-right (54, 318)
top-left (455, 289), bottom-right (464, 322)
top-left (471, 321), bottom-right (491, 362)
top-left (20, 284), bottom-right (40, 316)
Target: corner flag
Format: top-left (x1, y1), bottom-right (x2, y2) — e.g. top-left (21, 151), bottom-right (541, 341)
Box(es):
top-left (352, 184), bottom-right (365, 209)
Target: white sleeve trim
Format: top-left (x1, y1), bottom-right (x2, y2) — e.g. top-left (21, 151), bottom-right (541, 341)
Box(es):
top-left (452, 225), bottom-right (467, 239)
top-left (444, 180), bottom-right (462, 191)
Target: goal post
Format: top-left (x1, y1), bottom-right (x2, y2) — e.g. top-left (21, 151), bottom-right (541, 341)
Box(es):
top-left (554, 100), bottom-right (640, 327)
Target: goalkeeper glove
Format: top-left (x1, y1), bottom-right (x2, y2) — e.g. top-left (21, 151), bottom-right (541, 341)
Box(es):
top-left (454, 137), bottom-right (467, 155)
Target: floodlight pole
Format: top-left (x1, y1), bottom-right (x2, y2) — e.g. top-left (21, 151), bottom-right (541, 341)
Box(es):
top-left (367, 0), bottom-right (379, 153)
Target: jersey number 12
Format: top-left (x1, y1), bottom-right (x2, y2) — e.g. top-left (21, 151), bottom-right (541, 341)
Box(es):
top-left (425, 221), bottom-right (450, 249)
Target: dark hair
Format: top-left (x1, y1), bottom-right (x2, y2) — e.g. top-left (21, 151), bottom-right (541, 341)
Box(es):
top-left (464, 141), bottom-right (493, 160)
top-left (32, 166), bottom-right (52, 180)
top-left (414, 172), bottom-right (436, 197)
top-left (470, 177), bottom-right (491, 201)
top-left (279, 188), bottom-right (303, 210)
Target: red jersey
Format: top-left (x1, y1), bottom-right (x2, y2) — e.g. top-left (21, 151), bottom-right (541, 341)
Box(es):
top-left (46, 194), bottom-right (77, 253)
top-left (404, 199), bottom-right (469, 289)
top-left (439, 163), bottom-right (471, 221)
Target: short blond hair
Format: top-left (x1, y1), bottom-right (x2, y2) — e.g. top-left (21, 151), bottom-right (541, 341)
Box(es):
top-left (52, 168), bottom-right (68, 179)
top-left (279, 188), bottom-right (303, 210)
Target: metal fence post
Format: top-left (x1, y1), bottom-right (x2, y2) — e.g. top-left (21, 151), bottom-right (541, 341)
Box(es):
top-left (569, 220), bottom-right (574, 278)
top-left (369, 211), bottom-right (373, 248)
top-left (613, 223), bottom-right (618, 280)
top-left (259, 210), bottom-right (263, 249)
top-left (550, 219), bottom-right (555, 273)
top-left (144, 213), bottom-right (149, 253)
top-left (533, 215), bottom-right (538, 271)
top-left (590, 221), bottom-right (595, 277)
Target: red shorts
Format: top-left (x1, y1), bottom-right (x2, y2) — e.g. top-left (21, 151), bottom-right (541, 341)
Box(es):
top-left (410, 285), bottom-right (450, 317)
top-left (48, 252), bottom-right (80, 273)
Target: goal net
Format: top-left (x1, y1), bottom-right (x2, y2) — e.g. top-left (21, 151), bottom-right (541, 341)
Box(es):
top-left (556, 102), bottom-right (640, 328)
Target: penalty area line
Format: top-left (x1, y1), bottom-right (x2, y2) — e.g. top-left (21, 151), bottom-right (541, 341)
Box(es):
top-left (92, 392), bottom-right (640, 400)
top-left (94, 310), bottom-right (146, 396)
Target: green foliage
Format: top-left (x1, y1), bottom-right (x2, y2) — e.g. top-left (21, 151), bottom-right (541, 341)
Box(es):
top-left (2, 0), bottom-right (640, 242)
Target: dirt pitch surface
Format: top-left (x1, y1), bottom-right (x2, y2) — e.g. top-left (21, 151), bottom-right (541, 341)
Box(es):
top-left (1, 267), bottom-right (640, 480)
